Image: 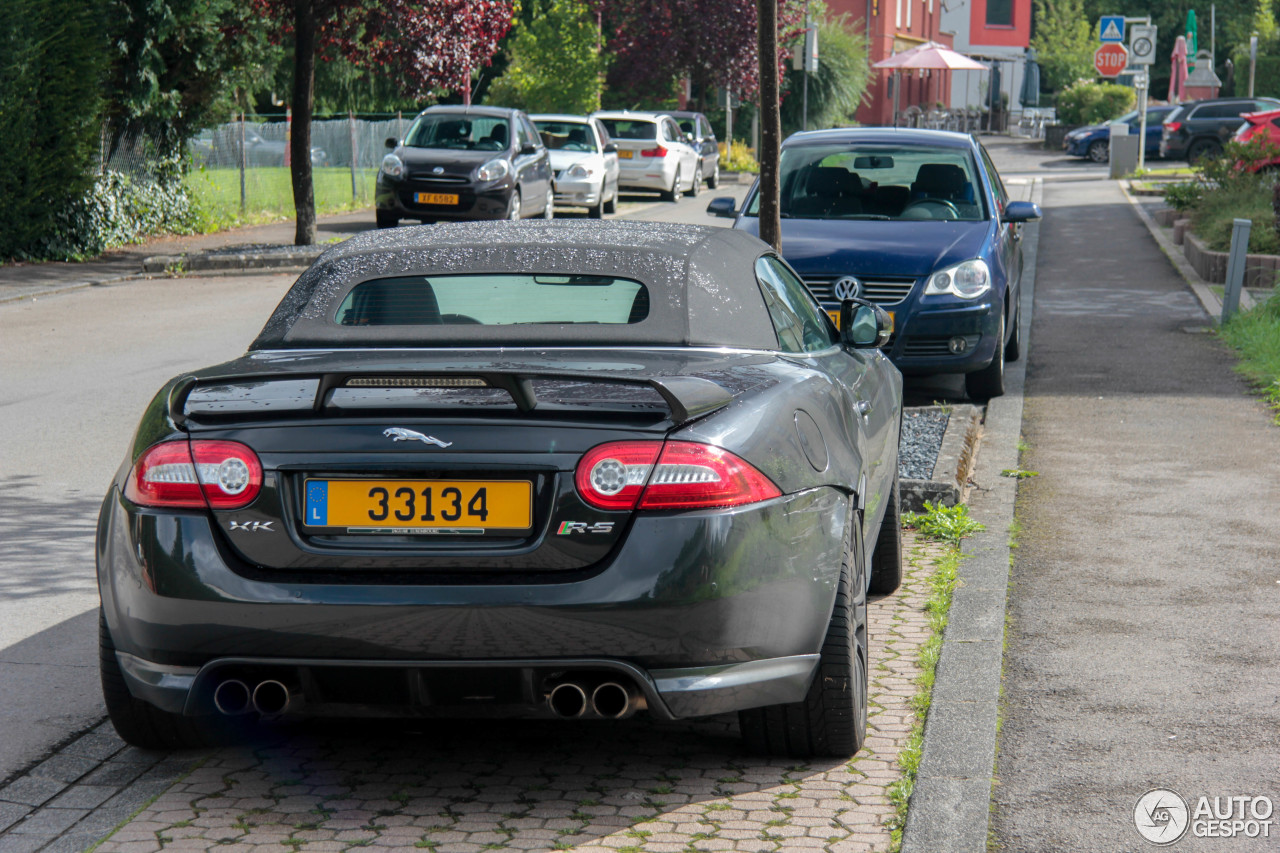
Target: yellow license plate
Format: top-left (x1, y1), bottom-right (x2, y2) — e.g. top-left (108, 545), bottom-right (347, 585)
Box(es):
top-left (415, 192), bottom-right (459, 205)
top-left (305, 479), bottom-right (531, 532)
top-left (617, 150), bottom-right (633, 159)
top-left (829, 309), bottom-right (894, 332)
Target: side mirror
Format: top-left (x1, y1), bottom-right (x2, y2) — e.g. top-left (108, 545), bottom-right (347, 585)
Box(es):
top-left (706, 197), bottom-right (737, 218)
top-left (603, 142), bottom-right (618, 153)
top-left (384, 137), bottom-right (398, 150)
top-left (520, 143), bottom-right (539, 156)
top-left (840, 298), bottom-right (893, 348)
top-left (684, 132), bottom-right (696, 144)
top-left (1001, 201), bottom-right (1043, 223)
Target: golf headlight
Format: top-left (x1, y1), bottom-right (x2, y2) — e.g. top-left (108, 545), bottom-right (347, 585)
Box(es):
top-left (380, 153), bottom-right (404, 179)
top-left (925, 259), bottom-right (991, 299)
top-left (477, 159), bottom-right (511, 182)
top-left (566, 162), bottom-right (594, 179)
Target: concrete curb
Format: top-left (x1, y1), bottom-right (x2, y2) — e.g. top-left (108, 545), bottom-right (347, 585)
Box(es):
top-left (900, 176), bottom-right (1042, 853)
top-left (141, 249), bottom-right (323, 274)
top-left (901, 404), bottom-right (983, 513)
top-left (1120, 182), bottom-right (1258, 320)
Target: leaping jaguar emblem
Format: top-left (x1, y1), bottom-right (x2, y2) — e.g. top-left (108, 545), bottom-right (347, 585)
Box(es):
top-left (383, 427), bottom-right (453, 448)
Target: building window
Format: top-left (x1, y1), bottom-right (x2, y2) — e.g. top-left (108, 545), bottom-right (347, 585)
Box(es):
top-left (986, 0), bottom-right (1013, 27)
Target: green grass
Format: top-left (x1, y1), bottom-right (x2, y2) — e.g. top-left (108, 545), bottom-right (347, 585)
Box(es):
top-left (184, 166), bottom-right (376, 232)
top-left (885, 542), bottom-right (962, 851)
top-left (1218, 289), bottom-right (1280, 424)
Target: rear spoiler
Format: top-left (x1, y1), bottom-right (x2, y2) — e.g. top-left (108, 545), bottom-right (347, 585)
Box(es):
top-left (168, 370), bottom-right (734, 431)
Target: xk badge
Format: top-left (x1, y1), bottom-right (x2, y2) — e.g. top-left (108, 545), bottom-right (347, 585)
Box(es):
top-left (229, 520), bottom-right (274, 533)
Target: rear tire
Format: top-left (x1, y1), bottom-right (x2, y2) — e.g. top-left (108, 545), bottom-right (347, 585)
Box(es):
top-left (739, 512), bottom-right (868, 758)
top-left (100, 609), bottom-right (231, 750)
top-left (375, 210), bottom-right (399, 229)
top-left (966, 309), bottom-right (1006, 401)
top-left (662, 169), bottom-right (680, 202)
top-left (708, 161), bottom-right (720, 189)
top-left (1087, 140), bottom-right (1109, 163)
top-left (685, 164), bottom-right (702, 197)
top-left (869, 470), bottom-right (903, 595)
top-left (1187, 139), bottom-right (1222, 163)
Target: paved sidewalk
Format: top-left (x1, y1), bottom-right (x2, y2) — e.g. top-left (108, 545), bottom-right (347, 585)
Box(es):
top-left (2, 536), bottom-right (946, 853)
top-left (991, 179), bottom-right (1280, 849)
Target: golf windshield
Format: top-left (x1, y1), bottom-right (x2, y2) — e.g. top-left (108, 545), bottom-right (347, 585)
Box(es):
top-left (535, 121), bottom-right (599, 152)
top-left (404, 114), bottom-right (511, 151)
top-left (746, 145), bottom-right (987, 222)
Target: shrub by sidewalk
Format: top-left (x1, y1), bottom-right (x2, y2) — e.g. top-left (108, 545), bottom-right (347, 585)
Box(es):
top-left (1219, 289), bottom-right (1280, 424)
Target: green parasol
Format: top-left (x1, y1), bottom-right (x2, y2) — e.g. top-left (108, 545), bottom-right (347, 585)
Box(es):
top-left (1187, 9), bottom-right (1198, 71)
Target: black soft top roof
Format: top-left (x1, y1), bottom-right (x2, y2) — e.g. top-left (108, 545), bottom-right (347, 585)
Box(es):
top-left (250, 221), bottom-right (780, 351)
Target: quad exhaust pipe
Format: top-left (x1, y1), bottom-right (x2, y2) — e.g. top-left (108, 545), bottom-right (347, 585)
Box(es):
top-left (546, 678), bottom-right (642, 719)
top-left (213, 678), bottom-right (292, 716)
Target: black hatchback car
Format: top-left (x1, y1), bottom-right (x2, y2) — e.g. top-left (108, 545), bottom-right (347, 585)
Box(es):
top-left (96, 221), bottom-right (903, 758)
top-left (669, 110), bottom-right (721, 189)
top-left (375, 106), bottom-right (554, 227)
top-left (1160, 96), bottom-right (1280, 161)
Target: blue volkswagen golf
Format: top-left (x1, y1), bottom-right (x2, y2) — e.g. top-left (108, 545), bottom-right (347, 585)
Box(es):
top-left (708, 128), bottom-right (1040, 399)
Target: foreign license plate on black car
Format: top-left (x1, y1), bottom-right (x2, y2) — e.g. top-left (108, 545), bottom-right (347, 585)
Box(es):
top-left (415, 192), bottom-right (459, 205)
top-left (304, 479), bottom-right (532, 534)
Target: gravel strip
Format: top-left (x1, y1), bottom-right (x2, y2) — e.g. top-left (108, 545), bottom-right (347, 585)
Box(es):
top-left (899, 409), bottom-right (950, 481)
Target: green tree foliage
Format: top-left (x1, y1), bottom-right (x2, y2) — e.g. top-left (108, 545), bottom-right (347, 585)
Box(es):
top-left (0, 0), bottom-right (107, 259)
top-left (1031, 0), bottom-right (1095, 91)
top-left (1055, 79), bottom-right (1134, 124)
top-left (103, 0), bottom-right (264, 162)
top-left (781, 13), bottom-right (871, 134)
top-left (1228, 0), bottom-right (1279, 68)
top-left (488, 0), bottom-right (606, 113)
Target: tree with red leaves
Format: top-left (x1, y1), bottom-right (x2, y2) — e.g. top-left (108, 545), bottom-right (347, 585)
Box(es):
top-left (603, 0), bottom-right (802, 109)
top-left (253, 0), bottom-right (514, 244)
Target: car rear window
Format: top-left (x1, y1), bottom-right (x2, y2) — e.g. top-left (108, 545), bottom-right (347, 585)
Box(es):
top-left (598, 119), bottom-right (657, 140)
top-left (336, 275), bottom-right (649, 326)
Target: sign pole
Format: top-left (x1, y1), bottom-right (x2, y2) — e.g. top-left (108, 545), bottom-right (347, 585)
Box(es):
top-left (1136, 70), bottom-right (1148, 172)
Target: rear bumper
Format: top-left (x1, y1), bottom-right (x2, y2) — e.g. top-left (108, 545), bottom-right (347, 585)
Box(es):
top-left (114, 651), bottom-right (820, 720)
top-left (99, 486), bottom-right (849, 718)
top-left (617, 160), bottom-right (675, 192)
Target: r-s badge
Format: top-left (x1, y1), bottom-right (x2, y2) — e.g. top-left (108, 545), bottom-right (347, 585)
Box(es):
top-left (556, 521), bottom-right (614, 535)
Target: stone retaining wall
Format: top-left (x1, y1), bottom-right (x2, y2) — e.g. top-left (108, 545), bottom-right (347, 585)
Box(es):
top-left (1151, 208), bottom-right (1280, 288)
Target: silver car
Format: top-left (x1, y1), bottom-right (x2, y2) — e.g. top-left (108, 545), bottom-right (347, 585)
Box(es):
top-left (532, 115), bottom-right (620, 218)
top-left (593, 111), bottom-right (701, 201)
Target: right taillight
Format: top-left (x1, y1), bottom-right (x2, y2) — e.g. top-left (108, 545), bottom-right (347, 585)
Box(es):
top-left (639, 146), bottom-right (668, 158)
top-left (124, 440), bottom-right (263, 509)
top-left (575, 441), bottom-right (781, 511)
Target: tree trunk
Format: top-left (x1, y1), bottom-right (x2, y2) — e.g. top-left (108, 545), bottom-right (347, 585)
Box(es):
top-left (756, 0), bottom-right (782, 252)
top-left (291, 0), bottom-right (317, 245)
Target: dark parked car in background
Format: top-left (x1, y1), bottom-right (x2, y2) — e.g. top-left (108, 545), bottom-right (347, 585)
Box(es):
top-left (97, 220), bottom-right (904, 759)
top-left (375, 106), bottom-right (553, 227)
top-left (1063, 105), bottom-right (1175, 163)
top-left (708, 127), bottom-right (1041, 400)
top-left (190, 125), bottom-right (328, 169)
top-left (1160, 97), bottom-right (1280, 162)
top-left (670, 110), bottom-right (721, 189)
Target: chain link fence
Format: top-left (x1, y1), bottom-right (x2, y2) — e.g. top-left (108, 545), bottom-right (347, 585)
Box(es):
top-left (184, 115), bottom-right (409, 223)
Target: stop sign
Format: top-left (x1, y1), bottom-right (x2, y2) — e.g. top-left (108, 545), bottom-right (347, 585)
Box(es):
top-left (1094, 43), bottom-right (1129, 77)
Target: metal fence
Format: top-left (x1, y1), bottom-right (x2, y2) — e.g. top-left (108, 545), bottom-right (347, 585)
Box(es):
top-left (185, 116), bottom-right (410, 218)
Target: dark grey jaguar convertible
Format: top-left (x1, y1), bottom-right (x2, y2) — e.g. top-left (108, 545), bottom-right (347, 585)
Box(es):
top-left (97, 220), bottom-right (903, 757)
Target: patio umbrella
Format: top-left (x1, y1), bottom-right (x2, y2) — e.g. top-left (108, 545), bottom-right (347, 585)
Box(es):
top-left (872, 41), bottom-right (949, 69)
top-left (1169, 35), bottom-right (1188, 103)
top-left (1186, 10), bottom-right (1198, 71)
top-left (874, 44), bottom-right (986, 71)
top-left (1020, 50), bottom-right (1041, 107)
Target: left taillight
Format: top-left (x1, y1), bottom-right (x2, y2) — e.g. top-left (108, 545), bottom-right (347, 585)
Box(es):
top-left (124, 440), bottom-right (263, 509)
top-left (575, 440), bottom-right (781, 511)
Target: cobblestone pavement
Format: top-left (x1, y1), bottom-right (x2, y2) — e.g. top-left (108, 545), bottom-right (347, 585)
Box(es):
top-left (4, 535), bottom-right (942, 853)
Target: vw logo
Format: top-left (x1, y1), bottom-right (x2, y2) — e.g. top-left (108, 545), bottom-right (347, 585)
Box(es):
top-left (431, 166), bottom-right (445, 175)
top-left (832, 276), bottom-right (862, 300)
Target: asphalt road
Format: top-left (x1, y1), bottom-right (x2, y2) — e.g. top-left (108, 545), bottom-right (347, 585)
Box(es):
top-left (990, 178), bottom-right (1280, 849)
top-left (0, 184), bottom-right (750, 783)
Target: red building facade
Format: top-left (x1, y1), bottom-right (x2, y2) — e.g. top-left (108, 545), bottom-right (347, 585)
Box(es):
top-left (826, 0), bottom-right (955, 126)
